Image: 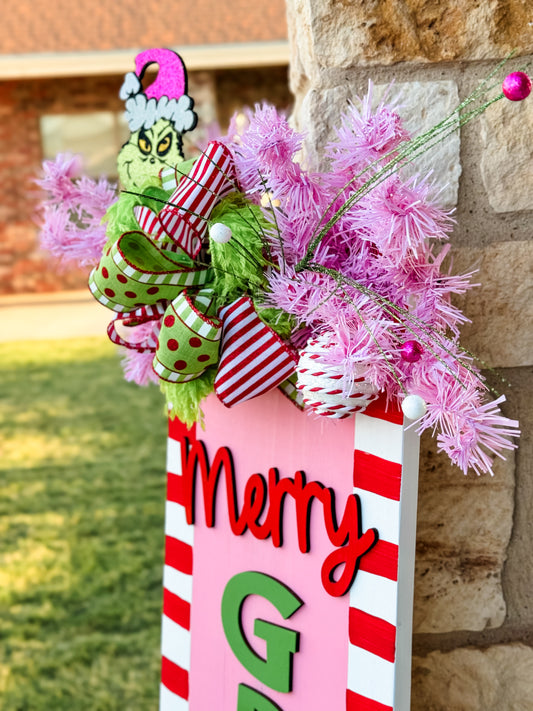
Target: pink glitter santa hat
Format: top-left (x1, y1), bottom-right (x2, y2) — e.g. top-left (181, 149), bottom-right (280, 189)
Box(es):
top-left (119, 48), bottom-right (197, 134)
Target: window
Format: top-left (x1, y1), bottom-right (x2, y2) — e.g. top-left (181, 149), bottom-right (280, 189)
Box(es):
top-left (40, 111), bottom-right (129, 179)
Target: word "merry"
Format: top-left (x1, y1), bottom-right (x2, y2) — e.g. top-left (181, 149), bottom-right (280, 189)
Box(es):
top-left (180, 437), bottom-right (378, 596)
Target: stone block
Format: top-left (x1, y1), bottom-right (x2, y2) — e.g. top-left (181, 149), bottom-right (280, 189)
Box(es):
top-left (295, 85), bottom-right (350, 169)
top-left (499, 366), bottom-right (533, 627)
top-left (413, 431), bottom-right (515, 633)
top-left (286, 0), bottom-right (314, 98)
top-left (480, 95), bottom-right (533, 212)
top-left (412, 644), bottom-right (533, 711)
top-left (373, 81), bottom-right (461, 207)
top-left (451, 241), bottom-right (533, 368)
top-left (286, 0), bottom-right (533, 85)
top-left (295, 81), bottom-right (461, 207)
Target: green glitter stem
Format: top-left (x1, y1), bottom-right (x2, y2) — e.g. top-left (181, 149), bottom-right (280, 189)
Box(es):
top-left (294, 58), bottom-right (515, 273)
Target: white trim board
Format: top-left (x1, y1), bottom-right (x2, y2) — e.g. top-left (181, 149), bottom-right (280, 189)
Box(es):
top-left (0, 42), bottom-right (290, 80)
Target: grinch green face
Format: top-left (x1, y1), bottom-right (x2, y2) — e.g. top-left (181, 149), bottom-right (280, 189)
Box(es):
top-left (117, 119), bottom-right (185, 190)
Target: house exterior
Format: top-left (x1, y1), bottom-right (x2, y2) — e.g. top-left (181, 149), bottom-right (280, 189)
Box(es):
top-left (0, 0), bottom-right (290, 293)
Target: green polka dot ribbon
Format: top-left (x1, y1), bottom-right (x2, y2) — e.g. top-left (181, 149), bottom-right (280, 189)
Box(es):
top-left (153, 288), bottom-right (222, 383)
top-left (89, 231), bottom-right (212, 313)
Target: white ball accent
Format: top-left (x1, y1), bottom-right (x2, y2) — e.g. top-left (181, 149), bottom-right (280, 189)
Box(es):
top-left (401, 394), bottom-right (427, 420)
top-left (209, 223), bottom-right (232, 243)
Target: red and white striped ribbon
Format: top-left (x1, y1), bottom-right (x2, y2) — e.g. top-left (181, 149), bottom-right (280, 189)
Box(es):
top-left (107, 303), bottom-right (166, 352)
top-left (214, 296), bottom-right (298, 408)
top-left (160, 418), bottom-right (195, 711)
top-left (157, 141), bottom-right (236, 258)
top-left (134, 205), bottom-right (166, 239)
top-left (346, 399), bottom-right (419, 711)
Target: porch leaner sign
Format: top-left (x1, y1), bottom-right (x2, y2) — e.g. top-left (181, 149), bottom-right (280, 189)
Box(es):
top-left (159, 390), bottom-right (419, 711)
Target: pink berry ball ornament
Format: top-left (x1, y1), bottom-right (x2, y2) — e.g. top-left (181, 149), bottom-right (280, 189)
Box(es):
top-left (400, 340), bottom-right (424, 363)
top-left (502, 72), bottom-right (532, 101)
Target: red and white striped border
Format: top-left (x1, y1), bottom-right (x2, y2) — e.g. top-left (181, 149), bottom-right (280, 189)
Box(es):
top-left (347, 399), bottom-right (419, 711)
top-left (160, 418), bottom-right (195, 711)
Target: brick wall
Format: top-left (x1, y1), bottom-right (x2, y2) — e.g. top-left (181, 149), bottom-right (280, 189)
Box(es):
top-left (0, 74), bottom-right (124, 294)
top-left (286, 1), bottom-right (533, 708)
top-left (0, 65), bottom-right (291, 295)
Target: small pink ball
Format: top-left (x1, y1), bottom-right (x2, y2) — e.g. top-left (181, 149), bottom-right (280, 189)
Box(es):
top-left (400, 340), bottom-right (424, 363)
top-left (502, 72), bottom-right (532, 102)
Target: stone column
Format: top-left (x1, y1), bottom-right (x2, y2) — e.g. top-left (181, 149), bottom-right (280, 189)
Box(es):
top-left (286, 2), bottom-right (533, 708)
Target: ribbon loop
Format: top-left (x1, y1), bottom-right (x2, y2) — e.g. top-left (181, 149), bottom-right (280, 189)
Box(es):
top-left (153, 288), bottom-right (222, 383)
top-left (156, 141), bottom-right (236, 258)
top-left (214, 296), bottom-right (298, 408)
top-left (89, 230), bottom-right (212, 312)
top-left (134, 206), bottom-right (165, 238)
top-left (107, 303), bottom-right (166, 352)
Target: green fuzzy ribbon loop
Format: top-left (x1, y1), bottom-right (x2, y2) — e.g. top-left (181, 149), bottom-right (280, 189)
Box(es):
top-left (208, 193), bottom-right (270, 306)
top-left (103, 181), bottom-right (171, 246)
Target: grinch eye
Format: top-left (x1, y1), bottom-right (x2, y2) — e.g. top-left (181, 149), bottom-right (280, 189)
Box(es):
top-left (157, 133), bottom-right (172, 156)
top-left (138, 129), bottom-right (152, 155)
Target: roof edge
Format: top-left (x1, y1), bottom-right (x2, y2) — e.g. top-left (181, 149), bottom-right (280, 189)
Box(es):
top-left (0, 41), bottom-right (290, 80)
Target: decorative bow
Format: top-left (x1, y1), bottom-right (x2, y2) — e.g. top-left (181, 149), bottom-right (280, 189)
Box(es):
top-left (90, 140), bottom-right (302, 409)
top-left (107, 291), bottom-right (299, 407)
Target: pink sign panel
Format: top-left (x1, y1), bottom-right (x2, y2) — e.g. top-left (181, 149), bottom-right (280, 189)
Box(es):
top-left (159, 390), bottom-right (419, 711)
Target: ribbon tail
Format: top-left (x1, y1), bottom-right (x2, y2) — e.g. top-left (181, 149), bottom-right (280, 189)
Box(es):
top-left (214, 296), bottom-right (298, 408)
top-left (89, 230), bottom-right (212, 313)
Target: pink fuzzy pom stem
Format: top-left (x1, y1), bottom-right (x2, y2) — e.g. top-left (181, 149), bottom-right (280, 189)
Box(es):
top-left (502, 72), bottom-right (532, 101)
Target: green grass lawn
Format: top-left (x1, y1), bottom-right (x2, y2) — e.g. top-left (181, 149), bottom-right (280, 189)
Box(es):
top-left (0, 338), bottom-right (168, 710)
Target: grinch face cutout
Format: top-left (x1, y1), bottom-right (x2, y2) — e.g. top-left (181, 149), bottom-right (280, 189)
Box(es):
top-left (117, 48), bottom-right (198, 190)
top-left (118, 120), bottom-right (185, 190)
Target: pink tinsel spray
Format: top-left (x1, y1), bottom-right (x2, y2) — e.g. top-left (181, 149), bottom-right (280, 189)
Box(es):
top-left (228, 103), bottom-right (303, 195)
top-left (229, 94), bottom-right (520, 475)
top-left (35, 153), bottom-right (117, 266)
top-left (119, 321), bottom-right (160, 386)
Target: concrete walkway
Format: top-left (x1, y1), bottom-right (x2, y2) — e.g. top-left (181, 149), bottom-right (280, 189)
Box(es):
top-left (0, 290), bottom-right (111, 342)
